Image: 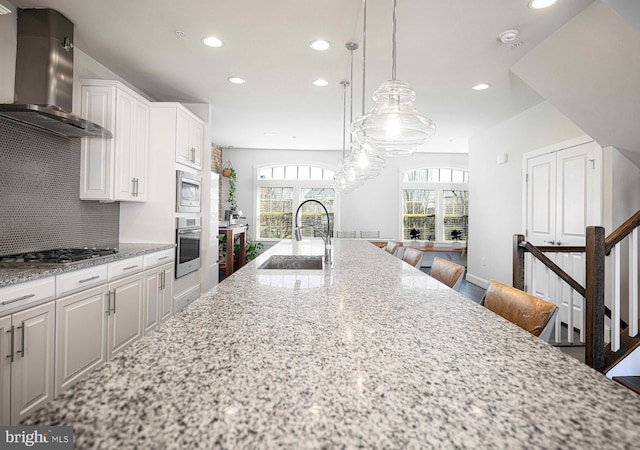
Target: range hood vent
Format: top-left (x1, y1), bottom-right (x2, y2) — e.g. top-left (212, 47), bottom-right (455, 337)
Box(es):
top-left (0, 9), bottom-right (112, 139)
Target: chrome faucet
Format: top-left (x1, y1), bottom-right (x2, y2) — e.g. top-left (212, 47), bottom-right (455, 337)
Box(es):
top-left (294, 199), bottom-right (332, 264)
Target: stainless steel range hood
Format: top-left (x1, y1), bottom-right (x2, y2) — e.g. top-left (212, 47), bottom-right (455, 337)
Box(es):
top-left (0, 8), bottom-right (112, 139)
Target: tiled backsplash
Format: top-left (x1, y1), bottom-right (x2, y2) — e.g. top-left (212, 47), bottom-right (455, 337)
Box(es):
top-left (0, 119), bottom-right (119, 255)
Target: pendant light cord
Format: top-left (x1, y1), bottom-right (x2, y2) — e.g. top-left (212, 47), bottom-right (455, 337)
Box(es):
top-left (362, 0), bottom-right (367, 115)
top-left (341, 81), bottom-right (349, 158)
top-left (392, 0), bottom-right (397, 81)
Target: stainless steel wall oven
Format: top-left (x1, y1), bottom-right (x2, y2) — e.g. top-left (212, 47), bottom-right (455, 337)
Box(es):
top-left (175, 217), bottom-right (201, 278)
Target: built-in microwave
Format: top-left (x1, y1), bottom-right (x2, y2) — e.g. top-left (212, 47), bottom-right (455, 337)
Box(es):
top-left (176, 170), bottom-right (201, 213)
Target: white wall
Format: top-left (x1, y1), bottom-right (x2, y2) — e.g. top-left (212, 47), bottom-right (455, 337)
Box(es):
top-left (467, 101), bottom-right (586, 288)
top-left (223, 148), bottom-right (467, 241)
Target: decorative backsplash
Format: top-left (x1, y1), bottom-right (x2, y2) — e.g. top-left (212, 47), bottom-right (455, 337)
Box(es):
top-left (0, 119), bottom-right (119, 255)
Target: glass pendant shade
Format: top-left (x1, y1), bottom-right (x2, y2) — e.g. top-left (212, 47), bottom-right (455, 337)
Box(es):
top-left (339, 143), bottom-right (386, 180)
top-left (352, 80), bottom-right (436, 157)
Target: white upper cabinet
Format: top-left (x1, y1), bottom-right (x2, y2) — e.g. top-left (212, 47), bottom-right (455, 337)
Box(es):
top-left (175, 107), bottom-right (204, 170)
top-left (80, 79), bottom-right (150, 202)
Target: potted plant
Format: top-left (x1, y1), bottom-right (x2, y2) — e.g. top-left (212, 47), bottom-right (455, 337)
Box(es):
top-left (450, 229), bottom-right (463, 248)
top-left (227, 167), bottom-right (237, 208)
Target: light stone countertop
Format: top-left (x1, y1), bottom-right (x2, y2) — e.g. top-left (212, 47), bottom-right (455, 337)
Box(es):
top-left (24, 239), bottom-right (640, 449)
top-left (0, 243), bottom-right (175, 287)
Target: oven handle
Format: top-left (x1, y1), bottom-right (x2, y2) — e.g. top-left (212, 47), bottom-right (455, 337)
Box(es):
top-left (178, 229), bottom-right (201, 237)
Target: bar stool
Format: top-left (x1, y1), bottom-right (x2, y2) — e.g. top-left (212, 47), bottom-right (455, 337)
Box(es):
top-left (482, 280), bottom-right (558, 339)
top-left (429, 257), bottom-right (465, 291)
top-left (336, 231), bottom-right (356, 238)
top-left (385, 241), bottom-right (400, 256)
top-left (360, 231), bottom-right (380, 238)
top-left (401, 247), bottom-right (423, 268)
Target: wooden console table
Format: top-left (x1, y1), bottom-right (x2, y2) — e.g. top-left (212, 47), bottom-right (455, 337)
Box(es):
top-left (219, 226), bottom-right (247, 278)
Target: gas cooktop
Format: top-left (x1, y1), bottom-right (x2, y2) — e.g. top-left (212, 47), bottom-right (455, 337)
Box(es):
top-left (0, 248), bottom-right (118, 268)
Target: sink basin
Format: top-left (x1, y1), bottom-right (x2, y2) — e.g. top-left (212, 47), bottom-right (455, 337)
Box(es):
top-left (258, 255), bottom-right (324, 270)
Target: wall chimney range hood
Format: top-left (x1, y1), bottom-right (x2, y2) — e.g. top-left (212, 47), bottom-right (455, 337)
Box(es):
top-left (0, 9), bottom-right (112, 139)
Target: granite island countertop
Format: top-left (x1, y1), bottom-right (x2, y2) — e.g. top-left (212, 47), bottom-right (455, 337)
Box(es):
top-left (24, 239), bottom-right (640, 449)
top-left (0, 243), bottom-right (175, 287)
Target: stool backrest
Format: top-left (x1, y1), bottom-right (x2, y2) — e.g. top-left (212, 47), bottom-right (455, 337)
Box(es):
top-left (483, 280), bottom-right (558, 338)
top-left (430, 257), bottom-right (465, 290)
top-left (402, 247), bottom-right (422, 267)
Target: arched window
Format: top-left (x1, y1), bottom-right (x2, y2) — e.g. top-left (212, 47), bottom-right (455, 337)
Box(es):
top-left (401, 168), bottom-right (469, 242)
top-left (255, 164), bottom-right (336, 240)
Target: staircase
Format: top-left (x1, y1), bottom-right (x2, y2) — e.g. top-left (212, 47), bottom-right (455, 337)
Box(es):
top-left (513, 210), bottom-right (640, 392)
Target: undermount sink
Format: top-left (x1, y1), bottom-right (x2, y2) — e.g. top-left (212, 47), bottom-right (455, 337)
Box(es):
top-left (258, 255), bottom-right (324, 270)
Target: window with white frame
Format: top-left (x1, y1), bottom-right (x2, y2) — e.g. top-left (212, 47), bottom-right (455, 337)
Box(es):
top-left (256, 164), bottom-right (336, 240)
top-left (401, 168), bottom-right (469, 242)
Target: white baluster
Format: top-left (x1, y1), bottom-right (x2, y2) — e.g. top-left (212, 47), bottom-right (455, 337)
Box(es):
top-left (613, 243), bottom-right (621, 351)
top-left (630, 228), bottom-right (638, 337)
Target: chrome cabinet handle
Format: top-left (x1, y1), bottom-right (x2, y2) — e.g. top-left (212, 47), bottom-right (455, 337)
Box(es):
top-left (544, 240), bottom-right (556, 245)
top-left (16, 323), bottom-right (24, 358)
top-left (556, 240), bottom-right (562, 245)
top-left (158, 256), bottom-right (169, 261)
top-left (79, 275), bottom-right (100, 284)
top-left (190, 147), bottom-right (196, 162)
top-left (2, 293), bottom-right (35, 306)
top-left (106, 291), bottom-right (111, 316)
top-left (6, 326), bottom-right (14, 362)
top-left (160, 270), bottom-right (165, 290)
top-left (112, 290), bottom-right (116, 314)
top-left (123, 265), bottom-right (138, 271)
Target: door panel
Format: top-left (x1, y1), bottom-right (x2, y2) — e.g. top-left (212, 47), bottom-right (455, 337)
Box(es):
top-left (527, 153), bottom-right (556, 245)
top-left (11, 302), bottom-right (54, 425)
top-left (109, 275), bottom-right (143, 358)
top-left (0, 316), bottom-right (11, 425)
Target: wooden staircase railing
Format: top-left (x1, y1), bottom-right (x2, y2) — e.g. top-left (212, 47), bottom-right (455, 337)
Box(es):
top-left (514, 210), bottom-right (640, 372)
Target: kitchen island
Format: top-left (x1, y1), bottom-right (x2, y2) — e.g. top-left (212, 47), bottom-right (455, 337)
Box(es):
top-left (25, 239), bottom-right (640, 448)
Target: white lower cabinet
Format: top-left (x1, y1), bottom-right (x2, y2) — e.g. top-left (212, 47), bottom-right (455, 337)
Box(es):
top-left (106, 273), bottom-right (143, 359)
top-left (55, 285), bottom-right (108, 397)
top-left (143, 263), bottom-right (173, 334)
top-left (55, 272), bottom-right (143, 396)
top-left (0, 302), bottom-right (55, 425)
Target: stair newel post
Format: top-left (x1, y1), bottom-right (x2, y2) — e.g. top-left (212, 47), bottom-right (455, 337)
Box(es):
top-left (513, 234), bottom-right (525, 290)
top-left (585, 226), bottom-right (605, 370)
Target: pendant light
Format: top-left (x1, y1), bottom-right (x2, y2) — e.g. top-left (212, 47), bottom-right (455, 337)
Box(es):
top-left (351, 0), bottom-right (435, 157)
top-left (340, 1), bottom-right (386, 181)
top-left (334, 80), bottom-right (362, 192)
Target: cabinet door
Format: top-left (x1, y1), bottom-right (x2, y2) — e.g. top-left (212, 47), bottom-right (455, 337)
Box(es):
top-left (108, 274), bottom-right (143, 358)
top-left (175, 109), bottom-right (192, 167)
top-left (55, 285), bottom-right (108, 396)
top-left (143, 269), bottom-right (160, 334)
top-left (0, 315), bottom-right (11, 425)
top-left (132, 100), bottom-right (149, 201)
top-left (80, 85), bottom-right (116, 200)
top-left (114, 89), bottom-right (136, 201)
top-left (159, 264), bottom-right (174, 323)
top-left (189, 119), bottom-right (204, 170)
top-left (10, 302), bottom-right (55, 425)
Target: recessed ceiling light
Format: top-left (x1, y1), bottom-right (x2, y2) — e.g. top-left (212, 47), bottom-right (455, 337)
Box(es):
top-left (309, 40), bottom-right (331, 51)
top-left (498, 29), bottom-right (519, 44)
top-left (529, 0), bottom-right (557, 9)
top-left (202, 36), bottom-right (223, 48)
top-left (228, 77), bottom-right (246, 84)
top-left (312, 79), bottom-right (329, 87)
top-left (263, 132), bottom-right (275, 137)
top-left (472, 83), bottom-right (490, 91)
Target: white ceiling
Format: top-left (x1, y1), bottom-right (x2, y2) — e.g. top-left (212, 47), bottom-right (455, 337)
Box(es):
top-left (8, 0), bottom-right (595, 152)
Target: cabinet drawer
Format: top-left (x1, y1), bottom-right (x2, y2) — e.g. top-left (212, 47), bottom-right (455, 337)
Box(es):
top-left (0, 277), bottom-right (55, 317)
top-left (174, 285), bottom-right (200, 313)
top-left (143, 249), bottom-right (175, 270)
top-left (56, 266), bottom-right (108, 298)
top-left (108, 256), bottom-right (144, 281)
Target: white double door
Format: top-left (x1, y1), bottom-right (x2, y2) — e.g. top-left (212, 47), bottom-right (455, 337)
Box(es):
top-left (525, 140), bottom-right (602, 337)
